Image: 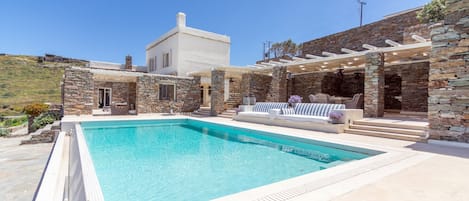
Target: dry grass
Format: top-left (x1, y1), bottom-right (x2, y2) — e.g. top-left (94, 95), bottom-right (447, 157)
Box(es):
top-left (0, 55), bottom-right (86, 116)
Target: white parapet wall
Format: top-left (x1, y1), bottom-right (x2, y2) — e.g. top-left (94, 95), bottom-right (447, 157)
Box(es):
top-left (35, 122), bottom-right (105, 201)
top-left (34, 132), bottom-right (69, 201)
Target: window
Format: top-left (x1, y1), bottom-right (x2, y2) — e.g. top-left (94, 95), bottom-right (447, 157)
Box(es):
top-left (163, 52), bottom-right (170, 68)
top-left (148, 56), bottom-right (158, 72)
top-left (154, 56), bottom-right (157, 70)
top-left (159, 84), bottom-right (175, 101)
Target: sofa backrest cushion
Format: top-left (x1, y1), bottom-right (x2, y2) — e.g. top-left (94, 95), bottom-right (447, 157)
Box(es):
top-left (294, 103), bottom-right (345, 117)
top-left (281, 108), bottom-right (295, 115)
top-left (252, 102), bottom-right (289, 113)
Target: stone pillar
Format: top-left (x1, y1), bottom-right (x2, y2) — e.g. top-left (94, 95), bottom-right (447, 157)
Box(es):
top-left (240, 73), bottom-right (252, 98)
top-left (63, 67), bottom-right (94, 115)
top-left (428, 0), bottom-right (469, 142)
top-left (364, 52), bottom-right (385, 117)
top-left (267, 66), bottom-right (287, 102)
top-left (210, 70), bottom-right (225, 116)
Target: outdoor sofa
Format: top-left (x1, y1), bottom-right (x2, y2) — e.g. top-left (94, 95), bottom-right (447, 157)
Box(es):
top-left (233, 102), bottom-right (363, 133)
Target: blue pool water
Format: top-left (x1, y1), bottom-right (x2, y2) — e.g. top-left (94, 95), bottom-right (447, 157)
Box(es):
top-left (81, 119), bottom-right (380, 201)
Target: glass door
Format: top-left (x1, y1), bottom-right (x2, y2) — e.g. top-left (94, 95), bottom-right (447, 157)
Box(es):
top-left (98, 88), bottom-right (111, 108)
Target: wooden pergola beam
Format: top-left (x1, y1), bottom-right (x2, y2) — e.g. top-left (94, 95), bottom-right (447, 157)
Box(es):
top-left (322, 51), bottom-right (338, 57)
top-left (363, 44), bottom-right (378, 50)
top-left (385, 39), bottom-right (402, 47)
top-left (341, 48), bottom-right (358, 54)
top-left (305, 54), bottom-right (323, 59)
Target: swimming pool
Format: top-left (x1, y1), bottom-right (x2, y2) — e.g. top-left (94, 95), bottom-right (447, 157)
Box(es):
top-left (81, 119), bottom-right (381, 201)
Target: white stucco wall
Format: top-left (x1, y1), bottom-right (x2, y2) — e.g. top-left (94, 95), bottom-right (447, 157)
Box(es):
top-left (146, 29), bottom-right (179, 75)
top-left (177, 29), bottom-right (230, 76)
top-left (145, 13), bottom-right (230, 77)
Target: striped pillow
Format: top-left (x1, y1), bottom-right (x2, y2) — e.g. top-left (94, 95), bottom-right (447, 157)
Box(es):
top-left (281, 108), bottom-right (295, 115)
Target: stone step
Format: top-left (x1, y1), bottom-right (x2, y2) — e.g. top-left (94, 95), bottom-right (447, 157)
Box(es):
top-left (353, 119), bottom-right (427, 131)
top-left (218, 114), bottom-right (234, 118)
top-left (349, 124), bottom-right (425, 136)
top-left (344, 128), bottom-right (427, 142)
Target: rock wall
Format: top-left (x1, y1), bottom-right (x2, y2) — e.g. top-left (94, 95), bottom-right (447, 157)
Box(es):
top-left (401, 62), bottom-right (429, 112)
top-left (302, 10), bottom-right (428, 55)
top-left (136, 75), bottom-right (200, 113)
top-left (63, 67), bottom-right (94, 115)
top-left (240, 73), bottom-right (272, 102)
top-left (428, 0), bottom-right (469, 142)
top-left (290, 73), bottom-right (325, 102)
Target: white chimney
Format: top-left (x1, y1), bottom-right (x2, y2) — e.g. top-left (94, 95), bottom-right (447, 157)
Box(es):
top-left (177, 12), bottom-right (186, 27)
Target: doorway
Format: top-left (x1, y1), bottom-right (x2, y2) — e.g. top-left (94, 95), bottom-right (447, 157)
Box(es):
top-left (98, 88), bottom-right (111, 108)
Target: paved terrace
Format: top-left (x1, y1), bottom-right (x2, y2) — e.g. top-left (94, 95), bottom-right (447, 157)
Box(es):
top-left (3, 114), bottom-right (469, 201)
top-left (0, 136), bottom-right (53, 201)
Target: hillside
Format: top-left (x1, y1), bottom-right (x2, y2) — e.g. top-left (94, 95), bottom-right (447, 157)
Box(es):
top-left (0, 55), bottom-right (87, 116)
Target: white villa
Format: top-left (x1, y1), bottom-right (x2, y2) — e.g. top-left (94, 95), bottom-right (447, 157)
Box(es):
top-left (145, 12), bottom-right (234, 107)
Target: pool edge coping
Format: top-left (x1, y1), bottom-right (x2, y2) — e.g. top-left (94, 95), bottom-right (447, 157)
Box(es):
top-left (60, 115), bottom-right (430, 201)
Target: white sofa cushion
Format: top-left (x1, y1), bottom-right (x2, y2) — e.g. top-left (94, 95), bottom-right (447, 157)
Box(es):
top-left (252, 102), bottom-right (289, 113)
top-left (237, 111), bottom-right (269, 118)
top-left (277, 114), bottom-right (330, 123)
top-left (294, 103), bottom-right (345, 117)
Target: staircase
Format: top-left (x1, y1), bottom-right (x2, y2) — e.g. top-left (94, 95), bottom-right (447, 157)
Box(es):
top-left (192, 107), bottom-right (211, 117)
top-left (225, 93), bottom-right (242, 109)
top-left (191, 107), bottom-right (236, 119)
top-left (218, 109), bottom-right (237, 119)
top-left (344, 119), bottom-right (428, 142)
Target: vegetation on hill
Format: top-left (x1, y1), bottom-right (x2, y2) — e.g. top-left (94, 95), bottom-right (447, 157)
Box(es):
top-left (0, 55), bottom-right (86, 116)
top-left (417, 0), bottom-right (447, 23)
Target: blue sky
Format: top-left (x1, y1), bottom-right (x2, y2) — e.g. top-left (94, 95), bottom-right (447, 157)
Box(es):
top-left (0, 0), bottom-right (429, 66)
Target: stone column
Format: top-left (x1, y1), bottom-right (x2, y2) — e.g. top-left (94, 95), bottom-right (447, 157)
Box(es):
top-left (210, 70), bottom-right (225, 116)
top-left (428, 0), bottom-right (469, 142)
top-left (240, 73), bottom-right (252, 98)
top-left (364, 52), bottom-right (385, 117)
top-left (267, 66), bottom-right (287, 102)
top-left (63, 67), bottom-right (94, 115)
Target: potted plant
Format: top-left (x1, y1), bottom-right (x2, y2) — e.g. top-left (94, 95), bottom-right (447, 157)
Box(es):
top-left (288, 95), bottom-right (302, 107)
top-left (329, 111), bottom-right (344, 124)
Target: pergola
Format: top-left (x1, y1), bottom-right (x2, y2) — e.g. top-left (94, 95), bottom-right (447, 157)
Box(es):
top-left (249, 35), bottom-right (430, 74)
top-left (189, 35), bottom-right (431, 117)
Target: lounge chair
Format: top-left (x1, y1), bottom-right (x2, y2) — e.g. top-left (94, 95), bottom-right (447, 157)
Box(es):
top-left (309, 93), bottom-right (330, 103)
top-left (344, 93), bottom-right (363, 109)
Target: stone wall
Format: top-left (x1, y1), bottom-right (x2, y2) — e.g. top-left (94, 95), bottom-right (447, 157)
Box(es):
top-left (321, 71), bottom-right (364, 97)
top-left (428, 0), bottom-right (469, 142)
top-left (302, 10), bottom-right (428, 55)
top-left (240, 73), bottom-right (272, 102)
top-left (63, 67), bottom-right (94, 115)
top-left (384, 72), bottom-right (402, 110)
top-left (290, 72), bottom-right (325, 102)
top-left (401, 62), bottom-right (429, 112)
top-left (136, 75), bottom-right (200, 113)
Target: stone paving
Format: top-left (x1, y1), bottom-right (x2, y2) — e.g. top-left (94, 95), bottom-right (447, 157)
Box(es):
top-left (0, 136), bottom-right (53, 201)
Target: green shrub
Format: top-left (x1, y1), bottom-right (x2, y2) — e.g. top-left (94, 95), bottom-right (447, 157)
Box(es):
top-left (31, 113), bottom-right (55, 131)
top-left (2, 116), bottom-right (27, 127)
top-left (417, 0), bottom-right (446, 23)
top-left (0, 128), bottom-right (9, 136)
